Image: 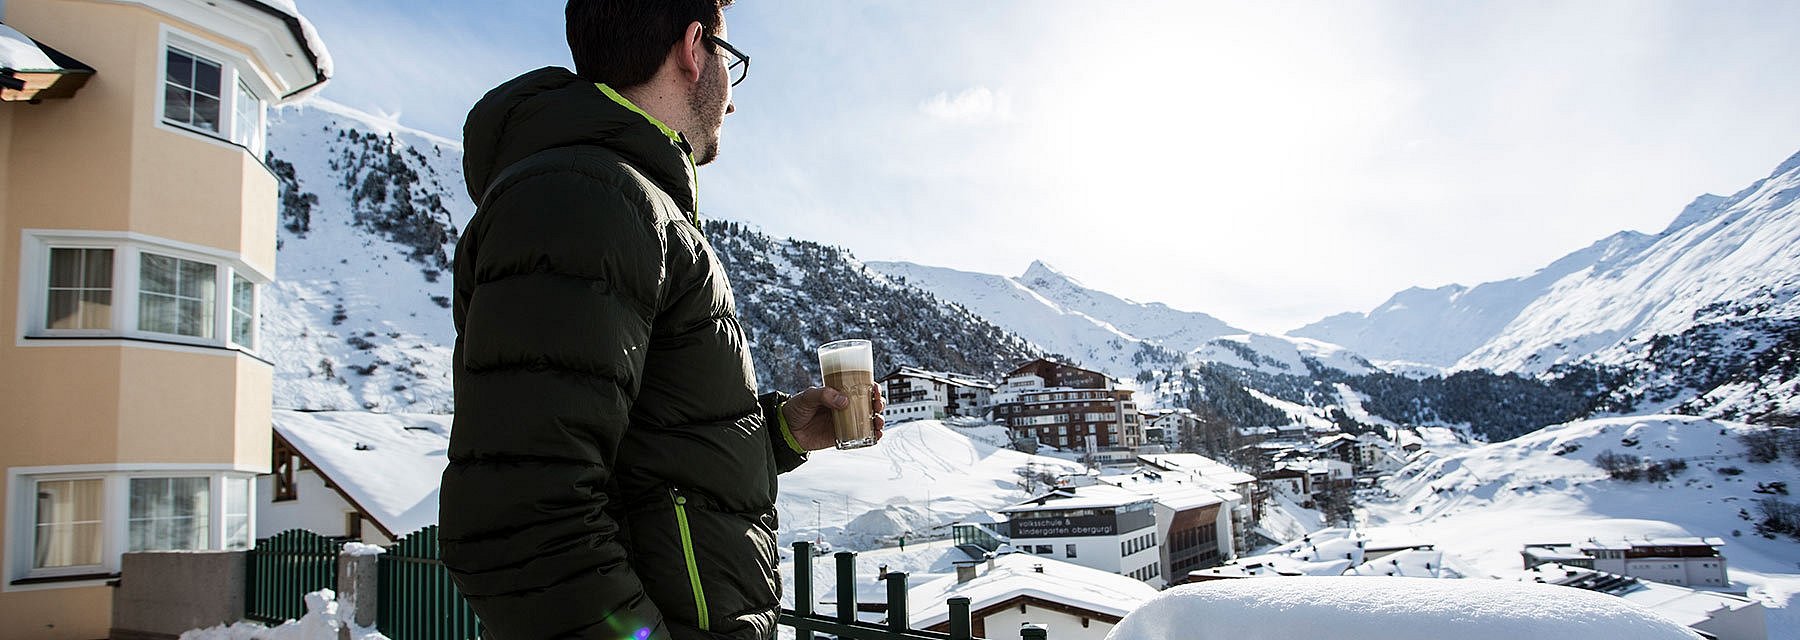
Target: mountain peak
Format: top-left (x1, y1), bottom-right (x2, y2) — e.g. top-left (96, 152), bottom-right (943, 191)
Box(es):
top-left (1021, 260), bottom-right (1079, 287)
top-left (1659, 193), bottom-right (1730, 236)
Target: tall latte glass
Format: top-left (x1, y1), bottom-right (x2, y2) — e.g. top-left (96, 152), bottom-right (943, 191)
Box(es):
top-left (817, 339), bottom-right (878, 450)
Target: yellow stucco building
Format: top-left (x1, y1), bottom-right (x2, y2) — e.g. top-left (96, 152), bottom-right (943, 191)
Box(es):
top-left (0, 1), bottom-right (327, 637)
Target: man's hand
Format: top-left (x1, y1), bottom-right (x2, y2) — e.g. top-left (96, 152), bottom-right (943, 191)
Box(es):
top-left (782, 385), bottom-right (887, 452)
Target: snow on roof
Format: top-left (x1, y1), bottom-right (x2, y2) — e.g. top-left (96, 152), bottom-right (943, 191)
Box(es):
top-left (1346, 549), bottom-right (1445, 578)
top-left (883, 365), bottom-right (996, 390)
top-left (907, 553), bottom-right (1160, 629)
top-left (1095, 476), bottom-right (1224, 511)
top-left (1111, 577), bottom-right (1705, 640)
top-left (1521, 564), bottom-right (1758, 628)
top-left (0, 24), bottom-right (58, 71)
top-left (1001, 484), bottom-right (1154, 513)
top-left (1579, 537), bottom-right (1726, 551)
top-left (242, 0), bottom-right (333, 82)
top-left (272, 410), bottom-right (450, 537)
top-left (1136, 453), bottom-right (1257, 486)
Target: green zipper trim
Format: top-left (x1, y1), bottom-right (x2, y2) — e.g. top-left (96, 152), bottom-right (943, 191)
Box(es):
top-left (672, 493), bottom-right (710, 630)
top-left (595, 83), bottom-right (700, 218)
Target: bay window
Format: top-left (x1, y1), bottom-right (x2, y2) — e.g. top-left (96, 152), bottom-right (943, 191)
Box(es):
top-left (45, 248), bottom-right (113, 331)
top-left (22, 231), bottom-right (265, 354)
top-left (9, 469), bottom-right (258, 586)
top-left (160, 35), bottom-right (269, 155)
top-left (32, 479), bottom-right (104, 572)
top-left (138, 253), bottom-right (217, 339)
top-left (127, 477), bottom-right (210, 551)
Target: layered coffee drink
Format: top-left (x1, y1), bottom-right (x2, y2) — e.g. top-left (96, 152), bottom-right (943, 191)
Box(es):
top-left (818, 339), bottom-right (878, 450)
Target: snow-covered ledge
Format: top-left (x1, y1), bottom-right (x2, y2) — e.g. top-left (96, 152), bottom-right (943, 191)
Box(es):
top-left (1106, 577), bottom-right (1703, 640)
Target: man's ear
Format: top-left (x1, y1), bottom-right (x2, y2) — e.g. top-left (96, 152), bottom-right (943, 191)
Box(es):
top-left (672, 21), bottom-right (705, 84)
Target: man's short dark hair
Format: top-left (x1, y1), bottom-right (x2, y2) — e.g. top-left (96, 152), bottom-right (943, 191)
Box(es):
top-left (566, 0), bottom-right (734, 89)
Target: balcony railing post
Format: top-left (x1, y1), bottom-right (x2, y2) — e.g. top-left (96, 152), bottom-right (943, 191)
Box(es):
top-left (835, 551), bottom-right (858, 624)
top-left (792, 541), bottom-right (815, 640)
top-left (886, 571), bottom-right (909, 634)
top-left (1021, 622), bottom-right (1048, 639)
top-left (947, 596), bottom-right (972, 640)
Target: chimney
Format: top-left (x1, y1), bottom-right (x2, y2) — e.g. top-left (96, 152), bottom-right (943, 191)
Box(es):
top-left (1033, 564), bottom-right (1044, 574)
top-left (956, 564), bottom-right (977, 583)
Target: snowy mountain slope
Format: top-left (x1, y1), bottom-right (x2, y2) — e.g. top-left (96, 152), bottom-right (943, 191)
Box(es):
top-left (1296, 150), bottom-right (1800, 383)
top-left (1016, 260), bottom-right (1243, 352)
top-left (264, 100), bottom-right (469, 413)
top-left (866, 260), bottom-right (1171, 377)
top-left (1462, 152), bottom-right (1800, 374)
top-left (1291, 229), bottom-right (1656, 368)
top-left (1363, 415), bottom-right (1800, 626)
top-left (869, 260), bottom-right (1374, 384)
top-left (262, 100), bottom-right (1037, 410)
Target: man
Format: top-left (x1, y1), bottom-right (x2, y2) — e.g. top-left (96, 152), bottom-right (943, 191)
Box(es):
top-left (441, 2), bottom-right (884, 638)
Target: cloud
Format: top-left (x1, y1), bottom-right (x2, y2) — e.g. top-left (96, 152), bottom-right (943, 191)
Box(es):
top-left (919, 87), bottom-right (1012, 123)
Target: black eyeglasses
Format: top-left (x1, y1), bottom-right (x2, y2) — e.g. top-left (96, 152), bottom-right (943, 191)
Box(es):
top-left (705, 35), bottom-right (750, 87)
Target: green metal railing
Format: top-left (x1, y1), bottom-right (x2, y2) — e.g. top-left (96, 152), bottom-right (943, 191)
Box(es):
top-left (244, 531), bottom-right (1049, 640)
top-left (780, 541), bottom-right (1049, 640)
top-left (246, 529), bottom-right (344, 624)
top-left (378, 525), bottom-right (483, 640)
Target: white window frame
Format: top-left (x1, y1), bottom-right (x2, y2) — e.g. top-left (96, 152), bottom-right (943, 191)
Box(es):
top-left (17, 230), bottom-right (270, 357)
top-left (4, 465), bottom-right (258, 591)
top-left (155, 26), bottom-right (276, 159)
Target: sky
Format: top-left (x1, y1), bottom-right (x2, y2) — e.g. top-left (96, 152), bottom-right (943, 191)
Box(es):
top-left (297, 0), bottom-right (1800, 334)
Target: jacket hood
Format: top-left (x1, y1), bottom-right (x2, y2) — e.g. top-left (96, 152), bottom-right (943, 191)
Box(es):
top-left (462, 67), bottom-right (695, 213)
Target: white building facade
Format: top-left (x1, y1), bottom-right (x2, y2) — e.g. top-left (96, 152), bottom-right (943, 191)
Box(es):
top-left (1002, 489), bottom-right (1165, 587)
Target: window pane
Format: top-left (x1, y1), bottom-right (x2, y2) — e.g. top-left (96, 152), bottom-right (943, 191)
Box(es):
top-left (47, 249), bottom-right (114, 330)
top-left (164, 84), bottom-right (193, 127)
top-left (167, 49), bottom-right (193, 86)
top-left (178, 260), bottom-right (216, 298)
top-left (232, 276), bottom-right (255, 346)
top-left (193, 58), bottom-right (221, 97)
top-left (138, 293), bottom-right (176, 334)
top-left (192, 94), bottom-right (221, 133)
top-left (50, 249), bottom-right (84, 287)
top-left (84, 250), bottom-right (114, 287)
top-left (129, 477), bottom-right (211, 551)
top-left (141, 254), bottom-right (176, 295)
top-left (34, 479), bottom-right (104, 569)
top-left (224, 477), bottom-right (251, 550)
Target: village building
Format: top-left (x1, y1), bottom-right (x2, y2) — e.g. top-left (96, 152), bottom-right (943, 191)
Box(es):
top-left (992, 359), bottom-right (1143, 452)
top-left (257, 411), bottom-right (450, 546)
top-left (1094, 473), bottom-right (1233, 579)
top-left (1524, 538), bottom-right (1731, 588)
top-left (1135, 453), bottom-right (1260, 554)
top-left (999, 486), bottom-right (1165, 587)
top-left (0, 0), bottom-right (327, 635)
top-left (909, 553), bottom-right (1160, 640)
top-left (1524, 563), bottom-right (1766, 640)
top-left (879, 365), bottom-right (996, 422)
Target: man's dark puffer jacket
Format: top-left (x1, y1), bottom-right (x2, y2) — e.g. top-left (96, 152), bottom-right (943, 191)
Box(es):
top-left (441, 66), bottom-right (808, 640)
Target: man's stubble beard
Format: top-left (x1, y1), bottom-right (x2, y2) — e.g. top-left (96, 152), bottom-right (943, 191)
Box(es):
top-left (689, 61), bottom-right (728, 166)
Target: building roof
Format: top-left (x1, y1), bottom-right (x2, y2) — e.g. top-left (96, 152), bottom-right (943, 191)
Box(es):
top-left (272, 410), bottom-right (451, 539)
top-left (227, 0), bottom-right (333, 95)
top-left (1137, 453), bottom-right (1257, 486)
top-left (1000, 485), bottom-right (1154, 513)
top-left (1, 22), bottom-right (95, 101)
top-left (1522, 564), bottom-right (1760, 628)
top-left (881, 365), bottom-right (997, 390)
top-left (1578, 537), bottom-right (1726, 551)
top-left (907, 553), bottom-right (1160, 629)
top-left (1095, 475), bottom-right (1225, 511)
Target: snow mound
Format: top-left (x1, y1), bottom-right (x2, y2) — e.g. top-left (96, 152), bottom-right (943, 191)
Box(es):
top-left (1106, 577), bottom-right (1702, 640)
top-left (180, 590), bottom-right (386, 640)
